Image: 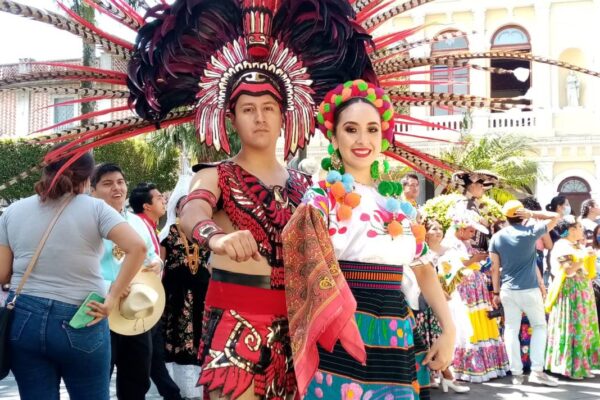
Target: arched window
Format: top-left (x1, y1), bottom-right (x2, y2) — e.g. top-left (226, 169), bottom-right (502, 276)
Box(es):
top-left (491, 27), bottom-right (530, 50)
top-left (490, 25), bottom-right (531, 100)
top-left (558, 176), bottom-right (591, 216)
top-left (430, 30), bottom-right (469, 116)
top-left (559, 177), bottom-right (590, 193)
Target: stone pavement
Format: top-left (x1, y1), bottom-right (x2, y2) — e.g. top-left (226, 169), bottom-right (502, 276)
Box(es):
top-left (430, 371), bottom-right (600, 400)
top-left (1, 371), bottom-right (599, 399)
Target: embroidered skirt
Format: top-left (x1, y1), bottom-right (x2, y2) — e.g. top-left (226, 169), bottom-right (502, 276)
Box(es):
top-left (304, 261), bottom-right (430, 400)
top-left (198, 270), bottom-right (296, 399)
top-left (451, 270), bottom-right (509, 382)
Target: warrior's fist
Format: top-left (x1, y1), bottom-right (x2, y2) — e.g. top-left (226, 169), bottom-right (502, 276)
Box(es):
top-left (209, 230), bottom-right (262, 263)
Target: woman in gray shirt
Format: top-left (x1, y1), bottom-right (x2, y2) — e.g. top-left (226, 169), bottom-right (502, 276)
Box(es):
top-left (0, 150), bottom-right (146, 400)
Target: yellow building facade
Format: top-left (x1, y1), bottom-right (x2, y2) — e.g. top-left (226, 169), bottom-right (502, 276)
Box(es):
top-left (299, 0), bottom-right (600, 211)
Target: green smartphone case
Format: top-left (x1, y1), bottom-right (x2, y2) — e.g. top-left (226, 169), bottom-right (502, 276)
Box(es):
top-left (68, 292), bottom-right (105, 329)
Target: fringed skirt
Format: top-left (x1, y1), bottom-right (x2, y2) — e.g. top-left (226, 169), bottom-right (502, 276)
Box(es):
top-left (305, 261), bottom-right (430, 400)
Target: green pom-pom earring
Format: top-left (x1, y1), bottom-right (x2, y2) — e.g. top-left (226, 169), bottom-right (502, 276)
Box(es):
top-left (327, 143), bottom-right (335, 155)
top-left (381, 139), bottom-right (390, 152)
top-left (321, 157), bottom-right (332, 171)
top-left (383, 159), bottom-right (390, 174)
top-left (370, 160), bottom-right (380, 180)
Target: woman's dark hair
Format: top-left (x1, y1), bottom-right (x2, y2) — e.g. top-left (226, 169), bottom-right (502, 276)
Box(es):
top-left (592, 224), bottom-right (600, 250)
top-left (580, 198), bottom-right (596, 218)
top-left (545, 195), bottom-right (567, 212)
top-left (521, 196), bottom-right (542, 211)
top-left (554, 216), bottom-right (578, 238)
top-left (34, 145), bottom-right (94, 202)
top-left (332, 97), bottom-right (379, 132)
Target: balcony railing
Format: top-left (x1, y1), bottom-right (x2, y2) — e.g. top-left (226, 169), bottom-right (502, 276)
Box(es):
top-left (395, 111), bottom-right (547, 137)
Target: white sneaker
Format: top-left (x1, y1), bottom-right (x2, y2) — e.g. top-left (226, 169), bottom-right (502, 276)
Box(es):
top-left (511, 375), bottom-right (524, 385)
top-left (528, 371), bottom-right (559, 387)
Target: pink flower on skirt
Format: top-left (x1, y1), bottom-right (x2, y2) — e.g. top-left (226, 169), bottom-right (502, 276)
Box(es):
top-left (341, 383), bottom-right (363, 400)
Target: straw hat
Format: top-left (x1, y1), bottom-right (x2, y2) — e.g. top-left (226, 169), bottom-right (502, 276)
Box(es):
top-left (108, 271), bottom-right (165, 336)
top-left (502, 200), bottom-right (525, 218)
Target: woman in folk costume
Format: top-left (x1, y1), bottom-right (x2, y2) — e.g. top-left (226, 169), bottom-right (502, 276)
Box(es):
top-left (420, 218), bottom-right (470, 393)
top-left (439, 209), bottom-right (509, 382)
top-left (545, 216), bottom-right (600, 379)
top-left (158, 177), bottom-right (210, 400)
top-left (450, 171), bottom-right (502, 253)
top-left (283, 80), bottom-right (457, 400)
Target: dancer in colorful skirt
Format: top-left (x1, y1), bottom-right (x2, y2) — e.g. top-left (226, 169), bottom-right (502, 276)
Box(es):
top-left (283, 80), bottom-right (456, 400)
top-left (545, 217), bottom-right (600, 379)
top-left (421, 219), bottom-right (470, 393)
top-left (439, 208), bottom-right (509, 382)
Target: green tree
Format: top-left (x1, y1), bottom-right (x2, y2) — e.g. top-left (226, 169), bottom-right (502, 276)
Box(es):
top-left (0, 140), bottom-right (49, 204)
top-left (147, 122), bottom-right (241, 166)
top-left (441, 133), bottom-right (538, 203)
top-left (94, 139), bottom-right (180, 192)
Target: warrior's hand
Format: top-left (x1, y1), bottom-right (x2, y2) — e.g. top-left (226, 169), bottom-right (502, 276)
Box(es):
top-left (209, 230), bottom-right (262, 263)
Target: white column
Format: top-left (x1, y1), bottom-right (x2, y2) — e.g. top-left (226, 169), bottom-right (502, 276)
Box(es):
top-left (15, 59), bottom-right (31, 136)
top-left (469, 8), bottom-right (489, 136)
top-left (98, 53), bottom-right (113, 122)
top-left (406, 13), bottom-right (429, 137)
top-left (536, 160), bottom-right (555, 206)
top-left (533, 1), bottom-right (552, 110)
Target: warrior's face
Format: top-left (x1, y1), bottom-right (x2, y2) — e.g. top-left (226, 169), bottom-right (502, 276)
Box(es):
top-left (229, 93), bottom-right (283, 151)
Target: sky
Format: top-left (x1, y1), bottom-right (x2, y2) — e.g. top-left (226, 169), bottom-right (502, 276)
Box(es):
top-left (0, 0), bottom-right (135, 64)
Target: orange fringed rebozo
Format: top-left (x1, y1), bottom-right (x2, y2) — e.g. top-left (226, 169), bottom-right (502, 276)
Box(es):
top-left (282, 204), bottom-right (366, 396)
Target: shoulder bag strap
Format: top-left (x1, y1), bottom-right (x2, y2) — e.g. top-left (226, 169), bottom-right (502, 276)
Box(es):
top-left (8, 195), bottom-right (74, 307)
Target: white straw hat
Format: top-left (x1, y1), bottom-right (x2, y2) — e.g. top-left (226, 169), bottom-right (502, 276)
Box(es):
top-left (108, 271), bottom-right (165, 336)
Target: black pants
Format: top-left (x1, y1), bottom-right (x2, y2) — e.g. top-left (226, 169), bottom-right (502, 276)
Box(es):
top-left (151, 320), bottom-right (182, 400)
top-left (111, 330), bottom-right (152, 400)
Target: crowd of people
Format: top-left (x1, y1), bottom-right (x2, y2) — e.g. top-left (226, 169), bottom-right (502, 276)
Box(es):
top-left (1, 1), bottom-right (600, 400)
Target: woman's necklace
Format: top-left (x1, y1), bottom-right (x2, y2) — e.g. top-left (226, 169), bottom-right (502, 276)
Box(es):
top-left (176, 220), bottom-right (200, 275)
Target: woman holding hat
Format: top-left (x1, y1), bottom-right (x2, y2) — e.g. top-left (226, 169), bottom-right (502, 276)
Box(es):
top-left (545, 217), bottom-right (600, 379)
top-left (0, 149), bottom-right (146, 400)
top-left (439, 208), bottom-right (509, 383)
top-left (283, 80), bottom-right (456, 399)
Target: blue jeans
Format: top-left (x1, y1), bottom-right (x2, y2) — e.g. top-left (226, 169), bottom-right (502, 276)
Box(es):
top-left (8, 293), bottom-right (111, 400)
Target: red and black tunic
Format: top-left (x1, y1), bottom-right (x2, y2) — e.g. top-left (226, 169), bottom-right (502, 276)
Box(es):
top-left (212, 160), bottom-right (311, 289)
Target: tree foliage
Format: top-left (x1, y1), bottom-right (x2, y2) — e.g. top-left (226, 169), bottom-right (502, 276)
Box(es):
top-left (94, 139), bottom-right (180, 192)
top-left (0, 139), bottom-right (179, 204)
top-left (441, 133), bottom-right (538, 203)
top-left (147, 121), bottom-right (241, 165)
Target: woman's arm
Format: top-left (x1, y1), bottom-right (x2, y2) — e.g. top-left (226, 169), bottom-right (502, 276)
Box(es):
top-left (413, 262), bottom-right (456, 371)
top-left (0, 245), bottom-right (13, 285)
top-left (86, 223), bottom-right (146, 325)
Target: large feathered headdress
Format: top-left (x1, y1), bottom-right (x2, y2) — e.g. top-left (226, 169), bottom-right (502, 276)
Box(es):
top-left (1, 0), bottom-right (599, 190)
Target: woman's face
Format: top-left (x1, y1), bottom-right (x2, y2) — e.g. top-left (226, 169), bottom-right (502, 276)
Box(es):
top-left (425, 221), bottom-right (444, 245)
top-left (332, 102), bottom-right (382, 175)
top-left (558, 200), bottom-right (571, 216)
top-left (467, 181), bottom-right (485, 198)
top-left (569, 222), bottom-right (584, 241)
top-left (456, 226), bottom-right (477, 241)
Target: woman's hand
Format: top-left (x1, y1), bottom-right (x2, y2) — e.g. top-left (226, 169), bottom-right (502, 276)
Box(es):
top-left (86, 295), bottom-right (116, 327)
top-left (209, 231), bottom-right (262, 263)
top-left (423, 331), bottom-right (455, 371)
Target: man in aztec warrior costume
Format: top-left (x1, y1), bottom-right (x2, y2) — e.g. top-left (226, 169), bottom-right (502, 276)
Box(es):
top-left (1, 0), bottom-right (600, 399)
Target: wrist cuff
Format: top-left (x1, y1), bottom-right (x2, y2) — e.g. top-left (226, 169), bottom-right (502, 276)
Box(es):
top-left (192, 220), bottom-right (224, 249)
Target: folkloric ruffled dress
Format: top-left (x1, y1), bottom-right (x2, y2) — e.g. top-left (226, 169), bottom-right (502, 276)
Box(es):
top-left (284, 181), bottom-right (432, 400)
top-left (439, 234), bottom-right (509, 382)
top-left (545, 239), bottom-right (600, 378)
